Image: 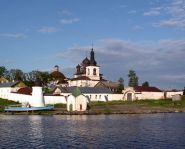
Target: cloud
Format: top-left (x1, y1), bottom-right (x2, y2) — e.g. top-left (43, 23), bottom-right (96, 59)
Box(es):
top-left (60, 18), bottom-right (80, 24)
top-left (56, 38), bottom-right (185, 89)
top-left (143, 10), bottom-right (160, 16)
top-left (155, 0), bottom-right (185, 29)
top-left (143, 7), bottom-right (161, 16)
top-left (120, 5), bottom-right (127, 8)
top-left (60, 10), bottom-right (72, 16)
top-left (37, 26), bottom-right (58, 33)
top-left (0, 33), bottom-right (26, 38)
top-left (133, 25), bottom-right (143, 31)
top-left (128, 10), bottom-right (137, 14)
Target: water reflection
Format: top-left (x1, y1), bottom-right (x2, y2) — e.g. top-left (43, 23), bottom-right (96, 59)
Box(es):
top-left (27, 116), bottom-right (44, 148)
top-left (0, 113), bottom-right (185, 148)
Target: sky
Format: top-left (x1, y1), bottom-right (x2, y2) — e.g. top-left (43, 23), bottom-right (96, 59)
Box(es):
top-left (0, 0), bottom-right (185, 89)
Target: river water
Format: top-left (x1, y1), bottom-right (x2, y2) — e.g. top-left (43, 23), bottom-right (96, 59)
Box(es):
top-left (0, 113), bottom-right (185, 149)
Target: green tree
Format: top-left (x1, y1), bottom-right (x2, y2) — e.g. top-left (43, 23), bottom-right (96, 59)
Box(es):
top-left (128, 70), bottom-right (138, 87)
top-left (142, 81), bottom-right (149, 87)
top-left (117, 77), bottom-right (124, 93)
top-left (183, 87), bottom-right (185, 95)
top-left (23, 70), bottom-right (51, 87)
top-left (0, 66), bottom-right (7, 77)
top-left (6, 69), bottom-right (24, 81)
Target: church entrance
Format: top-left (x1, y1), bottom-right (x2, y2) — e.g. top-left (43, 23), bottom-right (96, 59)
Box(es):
top-left (127, 93), bottom-right (132, 101)
top-left (69, 104), bottom-right (73, 111)
top-left (80, 104), bottom-right (82, 110)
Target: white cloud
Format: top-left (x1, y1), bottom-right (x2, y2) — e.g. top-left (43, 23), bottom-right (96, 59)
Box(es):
top-left (0, 33), bottom-right (26, 38)
top-left (60, 18), bottom-right (80, 24)
top-left (56, 38), bottom-right (185, 88)
top-left (143, 7), bottom-right (161, 16)
top-left (143, 10), bottom-right (160, 16)
top-left (133, 25), bottom-right (143, 31)
top-left (61, 10), bottom-right (72, 16)
top-left (156, 0), bottom-right (185, 29)
top-left (120, 5), bottom-right (127, 8)
top-left (128, 10), bottom-right (137, 14)
top-left (37, 26), bottom-right (58, 33)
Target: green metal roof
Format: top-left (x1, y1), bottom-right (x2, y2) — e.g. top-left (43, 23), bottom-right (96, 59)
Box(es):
top-left (72, 87), bottom-right (81, 97)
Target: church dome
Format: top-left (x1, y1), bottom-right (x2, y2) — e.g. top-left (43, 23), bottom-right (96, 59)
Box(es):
top-left (51, 71), bottom-right (66, 80)
top-left (50, 65), bottom-right (67, 83)
top-left (82, 57), bottom-right (90, 66)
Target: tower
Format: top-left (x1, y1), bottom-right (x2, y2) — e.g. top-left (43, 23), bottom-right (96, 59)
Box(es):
top-left (90, 48), bottom-right (97, 66)
top-left (86, 49), bottom-right (100, 80)
top-left (31, 78), bottom-right (45, 107)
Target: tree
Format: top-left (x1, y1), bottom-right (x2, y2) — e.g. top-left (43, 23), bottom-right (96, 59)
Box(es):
top-left (142, 81), bottom-right (149, 87)
top-left (117, 77), bottom-right (124, 93)
top-left (128, 70), bottom-right (138, 87)
top-left (23, 70), bottom-right (51, 87)
top-left (0, 66), bottom-right (7, 77)
top-left (183, 87), bottom-right (185, 95)
top-left (6, 69), bottom-right (24, 81)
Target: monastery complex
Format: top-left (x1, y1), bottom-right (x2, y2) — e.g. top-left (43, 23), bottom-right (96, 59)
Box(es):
top-left (0, 49), bottom-right (184, 111)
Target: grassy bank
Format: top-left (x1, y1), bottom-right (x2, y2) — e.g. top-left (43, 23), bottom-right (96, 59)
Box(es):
top-left (89, 96), bottom-right (185, 114)
top-left (90, 96), bottom-right (185, 108)
top-left (0, 98), bottom-right (19, 112)
top-left (1, 96), bottom-right (185, 115)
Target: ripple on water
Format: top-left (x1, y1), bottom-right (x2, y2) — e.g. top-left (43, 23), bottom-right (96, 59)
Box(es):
top-left (0, 113), bottom-right (185, 148)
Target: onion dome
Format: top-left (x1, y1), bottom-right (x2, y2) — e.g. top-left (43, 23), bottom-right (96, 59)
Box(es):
top-left (82, 57), bottom-right (90, 66)
top-left (50, 66), bottom-right (67, 83)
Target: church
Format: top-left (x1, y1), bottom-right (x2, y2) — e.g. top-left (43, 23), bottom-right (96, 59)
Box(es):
top-left (50, 48), bottom-right (119, 92)
top-left (68, 48), bottom-right (103, 87)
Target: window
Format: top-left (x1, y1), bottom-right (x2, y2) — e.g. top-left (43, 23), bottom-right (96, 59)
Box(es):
top-left (93, 68), bottom-right (96, 75)
top-left (99, 95), bottom-right (101, 99)
top-left (88, 68), bottom-right (90, 75)
top-left (95, 95), bottom-right (97, 99)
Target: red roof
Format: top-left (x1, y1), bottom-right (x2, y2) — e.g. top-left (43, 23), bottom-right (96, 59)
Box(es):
top-left (71, 76), bottom-right (91, 81)
top-left (17, 87), bottom-right (32, 95)
top-left (134, 86), bottom-right (162, 92)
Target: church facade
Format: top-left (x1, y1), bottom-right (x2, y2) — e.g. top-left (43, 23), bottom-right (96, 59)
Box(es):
top-left (68, 48), bottom-right (103, 87)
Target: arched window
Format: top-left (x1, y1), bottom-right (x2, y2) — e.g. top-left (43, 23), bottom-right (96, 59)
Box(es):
top-left (93, 68), bottom-right (96, 75)
top-left (88, 68), bottom-right (90, 75)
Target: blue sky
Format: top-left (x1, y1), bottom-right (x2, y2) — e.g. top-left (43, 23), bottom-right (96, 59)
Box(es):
top-left (0, 0), bottom-right (185, 89)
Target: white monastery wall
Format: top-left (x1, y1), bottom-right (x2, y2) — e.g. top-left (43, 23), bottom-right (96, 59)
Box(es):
top-left (166, 91), bottom-right (183, 99)
top-left (9, 93), bottom-right (32, 103)
top-left (44, 96), bottom-right (67, 104)
top-left (135, 92), bottom-right (164, 100)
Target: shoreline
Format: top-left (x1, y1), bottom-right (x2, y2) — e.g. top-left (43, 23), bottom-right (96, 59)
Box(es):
top-left (1, 107), bottom-right (185, 115)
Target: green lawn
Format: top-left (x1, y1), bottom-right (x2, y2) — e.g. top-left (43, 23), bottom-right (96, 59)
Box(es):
top-left (0, 98), bottom-right (19, 112)
top-left (90, 96), bottom-right (185, 108)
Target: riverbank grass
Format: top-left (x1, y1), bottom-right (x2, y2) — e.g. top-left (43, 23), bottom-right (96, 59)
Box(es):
top-left (0, 98), bottom-right (19, 112)
top-left (90, 95), bottom-right (185, 108)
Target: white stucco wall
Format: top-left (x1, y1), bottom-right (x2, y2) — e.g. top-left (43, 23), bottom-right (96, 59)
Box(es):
top-left (67, 95), bottom-right (76, 111)
top-left (135, 92), bottom-right (164, 100)
top-left (68, 80), bottom-right (99, 87)
top-left (0, 87), bottom-right (12, 99)
top-left (165, 91), bottom-right (183, 99)
top-left (86, 66), bottom-right (100, 80)
top-left (75, 95), bottom-right (87, 111)
top-left (67, 95), bottom-right (87, 111)
top-left (32, 87), bottom-right (45, 107)
top-left (44, 96), bottom-right (67, 104)
top-left (9, 93), bottom-right (32, 103)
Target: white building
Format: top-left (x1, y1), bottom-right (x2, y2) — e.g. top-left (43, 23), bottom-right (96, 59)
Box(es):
top-left (53, 86), bottom-right (123, 102)
top-left (67, 87), bottom-right (88, 112)
top-left (123, 86), bottom-right (165, 100)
